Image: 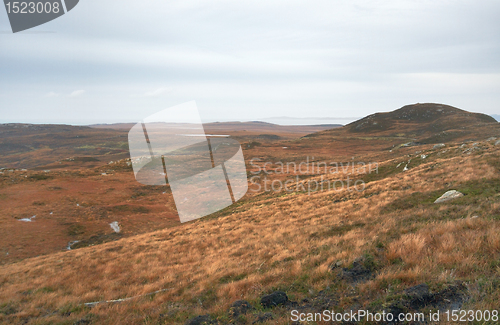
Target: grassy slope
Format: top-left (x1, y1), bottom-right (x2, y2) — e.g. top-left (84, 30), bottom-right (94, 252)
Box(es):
top-left (1, 139), bottom-right (500, 324)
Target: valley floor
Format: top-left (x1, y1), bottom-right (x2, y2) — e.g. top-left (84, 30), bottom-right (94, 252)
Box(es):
top-left (1, 139), bottom-right (500, 324)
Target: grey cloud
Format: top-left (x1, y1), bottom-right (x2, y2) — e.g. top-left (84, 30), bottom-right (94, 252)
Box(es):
top-left (0, 0), bottom-right (499, 124)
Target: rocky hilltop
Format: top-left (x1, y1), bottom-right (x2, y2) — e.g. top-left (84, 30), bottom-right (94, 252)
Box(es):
top-left (346, 103), bottom-right (496, 135)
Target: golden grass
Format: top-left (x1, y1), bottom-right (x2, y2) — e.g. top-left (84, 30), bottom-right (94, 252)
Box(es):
top-left (0, 141), bottom-right (499, 324)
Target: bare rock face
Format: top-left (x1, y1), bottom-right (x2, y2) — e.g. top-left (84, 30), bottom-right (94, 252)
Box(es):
top-left (184, 315), bottom-right (214, 325)
top-left (434, 190), bottom-right (464, 203)
top-left (338, 257), bottom-right (373, 283)
top-left (253, 312), bottom-right (274, 324)
top-left (228, 300), bottom-right (254, 318)
top-left (260, 291), bottom-right (288, 308)
top-left (384, 282), bottom-right (469, 323)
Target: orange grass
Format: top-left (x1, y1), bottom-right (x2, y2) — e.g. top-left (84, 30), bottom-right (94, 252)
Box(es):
top-left (0, 141), bottom-right (499, 324)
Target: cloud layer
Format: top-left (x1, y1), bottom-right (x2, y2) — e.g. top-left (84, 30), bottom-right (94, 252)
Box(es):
top-left (0, 0), bottom-right (499, 124)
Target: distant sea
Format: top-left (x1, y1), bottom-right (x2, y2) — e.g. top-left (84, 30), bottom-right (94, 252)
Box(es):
top-left (257, 116), bottom-right (360, 126)
top-left (201, 117), bottom-right (361, 126)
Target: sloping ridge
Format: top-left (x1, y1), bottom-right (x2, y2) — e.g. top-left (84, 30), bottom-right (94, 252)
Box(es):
top-left (345, 103), bottom-right (496, 135)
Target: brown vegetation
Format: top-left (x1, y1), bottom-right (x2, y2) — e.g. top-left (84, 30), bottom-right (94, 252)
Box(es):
top-left (0, 105), bottom-right (499, 324)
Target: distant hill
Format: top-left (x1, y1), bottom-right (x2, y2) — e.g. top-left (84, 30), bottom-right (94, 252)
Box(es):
top-left (89, 121), bottom-right (341, 141)
top-left (3, 106), bottom-right (500, 325)
top-left (346, 103), bottom-right (496, 134)
top-left (0, 122), bottom-right (340, 169)
top-left (1, 106), bottom-right (495, 169)
top-left (490, 114), bottom-right (500, 122)
top-left (257, 116), bottom-right (358, 125)
top-left (0, 124), bottom-right (129, 169)
top-left (90, 121), bottom-right (342, 133)
top-left (337, 103), bottom-right (497, 143)
top-left (292, 103), bottom-right (500, 158)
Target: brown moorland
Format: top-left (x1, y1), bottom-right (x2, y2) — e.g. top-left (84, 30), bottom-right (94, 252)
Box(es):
top-left (0, 122), bottom-right (338, 264)
top-left (0, 103), bottom-right (499, 324)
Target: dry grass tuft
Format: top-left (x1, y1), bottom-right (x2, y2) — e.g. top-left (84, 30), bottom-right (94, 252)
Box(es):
top-left (1, 141), bottom-right (500, 324)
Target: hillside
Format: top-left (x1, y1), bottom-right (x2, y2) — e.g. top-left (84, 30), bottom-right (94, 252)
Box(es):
top-left (345, 103), bottom-right (496, 136)
top-left (1, 105), bottom-right (500, 324)
top-left (0, 121), bottom-right (340, 264)
top-left (279, 103), bottom-right (500, 162)
top-left (1, 131), bottom-right (500, 324)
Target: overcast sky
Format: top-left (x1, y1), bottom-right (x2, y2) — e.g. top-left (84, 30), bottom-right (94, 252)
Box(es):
top-left (1, 0), bottom-right (499, 125)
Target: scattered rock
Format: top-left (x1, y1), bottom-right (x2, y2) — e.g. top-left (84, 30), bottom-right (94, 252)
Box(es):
top-left (70, 232), bottom-right (122, 249)
top-left (228, 300), bottom-right (253, 318)
top-left (260, 291), bottom-right (288, 308)
top-left (405, 283), bottom-right (430, 300)
top-left (495, 139), bottom-right (500, 146)
top-left (384, 282), bottom-right (468, 322)
top-left (185, 314), bottom-right (214, 325)
top-left (109, 221), bottom-right (121, 233)
top-left (293, 289), bottom-right (337, 314)
top-left (339, 257), bottom-right (373, 284)
top-left (329, 261), bottom-right (343, 270)
top-left (487, 137), bottom-right (497, 141)
top-left (434, 190), bottom-right (464, 203)
top-left (471, 215), bottom-right (479, 219)
top-left (252, 312), bottom-right (273, 324)
top-left (67, 240), bottom-right (80, 250)
top-left (18, 215), bottom-right (36, 222)
top-left (433, 143), bottom-right (445, 149)
top-left (403, 164), bottom-right (409, 171)
top-left (432, 281), bottom-right (469, 311)
top-left (462, 145), bottom-right (481, 154)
